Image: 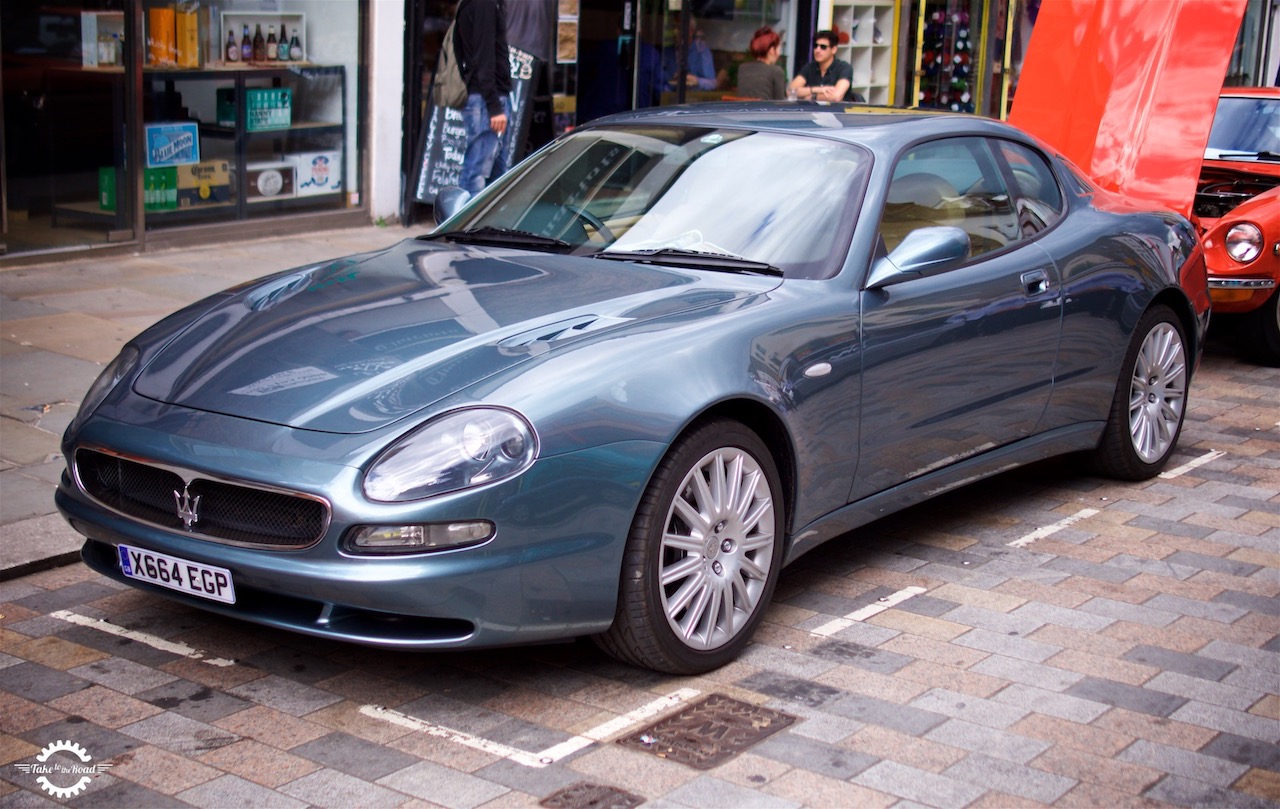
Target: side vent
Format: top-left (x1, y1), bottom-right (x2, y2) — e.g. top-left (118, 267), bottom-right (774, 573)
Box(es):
top-left (498, 315), bottom-right (631, 350)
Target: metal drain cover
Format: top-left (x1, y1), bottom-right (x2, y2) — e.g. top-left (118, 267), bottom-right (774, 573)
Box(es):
top-left (540, 782), bottom-right (645, 809)
top-left (617, 693), bottom-right (796, 769)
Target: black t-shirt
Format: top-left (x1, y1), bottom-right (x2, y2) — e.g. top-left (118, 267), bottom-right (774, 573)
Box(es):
top-left (799, 58), bottom-right (856, 101)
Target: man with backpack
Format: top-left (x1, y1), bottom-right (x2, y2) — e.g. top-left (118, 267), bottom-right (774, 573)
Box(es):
top-left (453, 0), bottom-right (512, 195)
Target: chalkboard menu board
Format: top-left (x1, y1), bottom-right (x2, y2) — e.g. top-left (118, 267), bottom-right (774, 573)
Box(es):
top-left (414, 46), bottom-right (542, 204)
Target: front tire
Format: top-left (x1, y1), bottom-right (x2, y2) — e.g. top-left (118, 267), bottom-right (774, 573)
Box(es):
top-left (1092, 304), bottom-right (1189, 480)
top-left (595, 419), bottom-right (784, 674)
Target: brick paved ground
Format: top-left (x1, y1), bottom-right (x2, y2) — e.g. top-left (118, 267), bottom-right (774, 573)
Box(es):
top-left (0, 333), bottom-right (1276, 808)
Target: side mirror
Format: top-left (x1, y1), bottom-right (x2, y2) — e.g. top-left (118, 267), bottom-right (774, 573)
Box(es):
top-left (866, 226), bottom-right (971, 289)
top-left (433, 186), bottom-right (472, 226)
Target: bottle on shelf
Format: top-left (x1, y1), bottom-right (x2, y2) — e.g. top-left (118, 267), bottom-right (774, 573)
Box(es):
top-left (266, 27), bottom-right (278, 61)
top-left (252, 24), bottom-right (265, 62)
top-left (289, 28), bottom-right (303, 61)
top-left (240, 25), bottom-right (252, 61)
top-left (226, 30), bottom-right (240, 62)
top-left (277, 24), bottom-right (290, 61)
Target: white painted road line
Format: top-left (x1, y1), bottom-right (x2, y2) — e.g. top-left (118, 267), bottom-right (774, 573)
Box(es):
top-left (1159, 449), bottom-right (1225, 479)
top-left (809, 586), bottom-right (928, 637)
top-left (1007, 508), bottom-right (1100, 548)
top-left (360, 687), bottom-right (701, 768)
top-left (51, 610), bottom-right (237, 666)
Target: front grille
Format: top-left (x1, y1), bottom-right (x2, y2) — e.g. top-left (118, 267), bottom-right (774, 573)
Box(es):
top-left (75, 449), bottom-right (328, 549)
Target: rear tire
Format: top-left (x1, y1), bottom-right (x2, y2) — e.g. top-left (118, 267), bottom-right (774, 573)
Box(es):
top-left (1092, 304), bottom-right (1188, 480)
top-left (595, 419), bottom-right (784, 674)
top-left (1237, 288), bottom-right (1280, 367)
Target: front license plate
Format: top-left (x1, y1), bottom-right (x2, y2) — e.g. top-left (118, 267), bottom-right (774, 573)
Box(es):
top-left (118, 545), bottom-right (236, 604)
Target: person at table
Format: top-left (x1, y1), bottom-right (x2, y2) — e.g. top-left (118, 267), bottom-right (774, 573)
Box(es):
top-left (664, 18), bottom-right (719, 90)
top-left (735, 26), bottom-right (786, 100)
top-left (789, 29), bottom-right (855, 102)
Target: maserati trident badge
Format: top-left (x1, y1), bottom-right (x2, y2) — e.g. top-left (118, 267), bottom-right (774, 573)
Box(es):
top-left (174, 486), bottom-right (201, 530)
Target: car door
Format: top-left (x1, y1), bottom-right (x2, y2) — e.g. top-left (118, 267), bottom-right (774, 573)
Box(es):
top-left (851, 136), bottom-right (1065, 501)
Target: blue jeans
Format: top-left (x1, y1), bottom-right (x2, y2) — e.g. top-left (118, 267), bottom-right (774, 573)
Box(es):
top-left (459, 93), bottom-right (511, 196)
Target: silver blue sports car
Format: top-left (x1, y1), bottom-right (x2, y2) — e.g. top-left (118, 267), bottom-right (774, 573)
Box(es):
top-left (57, 105), bottom-right (1210, 674)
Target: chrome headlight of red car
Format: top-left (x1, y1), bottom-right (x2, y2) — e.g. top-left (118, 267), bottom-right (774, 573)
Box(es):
top-left (1225, 223), bottom-right (1264, 263)
top-left (363, 407), bottom-right (537, 502)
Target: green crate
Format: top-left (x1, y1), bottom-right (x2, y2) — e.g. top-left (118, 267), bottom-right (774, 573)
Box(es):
top-left (217, 87), bottom-right (292, 131)
top-left (98, 167), bottom-right (177, 211)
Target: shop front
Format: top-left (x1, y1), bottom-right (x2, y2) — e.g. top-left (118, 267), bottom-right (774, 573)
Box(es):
top-left (1, 0), bottom-right (368, 259)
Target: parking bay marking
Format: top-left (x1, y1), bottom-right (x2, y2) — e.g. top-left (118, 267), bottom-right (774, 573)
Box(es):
top-left (1159, 449), bottom-right (1225, 479)
top-left (809, 586), bottom-right (929, 637)
top-left (360, 687), bottom-right (701, 768)
top-left (1006, 508), bottom-right (1100, 549)
top-left (50, 610), bottom-right (237, 666)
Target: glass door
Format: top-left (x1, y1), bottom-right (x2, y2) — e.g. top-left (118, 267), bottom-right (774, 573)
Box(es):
top-left (2, 0), bottom-right (134, 256)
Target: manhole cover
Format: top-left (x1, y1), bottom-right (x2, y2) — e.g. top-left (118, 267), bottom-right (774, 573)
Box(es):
top-left (617, 693), bottom-right (796, 769)
top-left (540, 782), bottom-right (645, 809)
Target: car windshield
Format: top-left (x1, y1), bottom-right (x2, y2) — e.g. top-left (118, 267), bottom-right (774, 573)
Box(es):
top-left (435, 125), bottom-right (871, 279)
top-left (1204, 96), bottom-right (1280, 160)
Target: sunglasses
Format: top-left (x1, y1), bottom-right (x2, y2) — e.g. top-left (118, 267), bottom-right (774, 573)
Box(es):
top-left (814, 43), bottom-right (832, 50)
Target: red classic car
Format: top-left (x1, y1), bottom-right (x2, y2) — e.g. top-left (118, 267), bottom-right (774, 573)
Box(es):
top-left (1196, 88), bottom-right (1280, 365)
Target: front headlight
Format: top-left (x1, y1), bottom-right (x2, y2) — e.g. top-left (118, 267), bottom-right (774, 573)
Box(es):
top-left (1225, 223), bottom-right (1263, 263)
top-left (69, 345), bottom-right (140, 433)
top-left (363, 408), bottom-right (537, 502)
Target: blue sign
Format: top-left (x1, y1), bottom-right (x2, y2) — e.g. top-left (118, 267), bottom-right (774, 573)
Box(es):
top-left (145, 122), bottom-right (200, 168)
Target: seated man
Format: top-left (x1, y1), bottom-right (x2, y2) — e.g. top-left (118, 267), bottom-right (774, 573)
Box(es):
top-left (789, 29), bottom-right (857, 102)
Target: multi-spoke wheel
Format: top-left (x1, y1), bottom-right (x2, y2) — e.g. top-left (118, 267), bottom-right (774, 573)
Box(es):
top-left (596, 419), bottom-right (784, 674)
top-left (1093, 304), bottom-right (1189, 479)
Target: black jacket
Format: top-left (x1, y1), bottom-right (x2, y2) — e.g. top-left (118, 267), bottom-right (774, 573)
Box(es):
top-left (454, 0), bottom-right (511, 117)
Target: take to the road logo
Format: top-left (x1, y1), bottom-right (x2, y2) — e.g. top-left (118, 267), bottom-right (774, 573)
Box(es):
top-left (12, 740), bottom-right (113, 799)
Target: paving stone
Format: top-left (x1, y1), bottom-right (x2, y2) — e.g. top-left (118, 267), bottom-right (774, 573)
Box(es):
top-left (1166, 551), bottom-right (1262, 578)
top-left (377, 758), bottom-right (512, 809)
top-left (665, 774), bottom-right (803, 809)
top-left (177, 774), bottom-right (309, 809)
top-left (1198, 732), bottom-right (1280, 771)
top-left (278, 767), bottom-right (409, 808)
top-left (1007, 601), bottom-right (1115, 633)
top-left (750, 732), bottom-right (877, 780)
top-left (807, 640), bottom-right (913, 675)
top-left (1043, 556), bottom-right (1138, 584)
top-left (969, 656), bottom-right (1083, 692)
top-left (1144, 671), bottom-right (1266, 711)
top-left (1121, 645), bottom-right (1238, 682)
top-left (19, 717), bottom-right (144, 762)
top-left (923, 719), bottom-right (1050, 764)
top-left (944, 751), bottom-right (1076, 803)
top-left (1144, 774), bottom-right (1276, 809)
top-left (1, 662), bottom-right (89, 702)
top-left (1199, 639), bottom-right (1280, 671)
top-left (852, 760), bottom-right (987, 809)
top-left (736, 671), bottom-right (844, 709)
top-left (1063, 678), bottom-right (1188, 718)
top-left (990, 683), bottom-right (1111, 724)
top-left (1078, 596), bottom-right (1179, 627)
top-left (953, 627), bottom-right (1061, 663)
top-left (827, 693), bottom-right (948, 737)
top-left (1169, 701), bottom-right (1280, 744)
top-left (226, 674), bottom-right (343, 717)
top-left (67, 657), bottom-right (179, 695)
top-left (1119, 739), bottom-right (1251, 787)
top-left (135, 678), bottom-right (253, 723)
top-left (1144, 594), bottom-right (1249, 624)
top-left (908, 688), bottom-right (1029, 730)
top-left (120, 711), bottom-right (239, 757)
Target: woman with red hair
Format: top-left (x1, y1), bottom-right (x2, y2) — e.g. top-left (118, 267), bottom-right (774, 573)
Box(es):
top-left (735, 26), bottom-right (786, 100)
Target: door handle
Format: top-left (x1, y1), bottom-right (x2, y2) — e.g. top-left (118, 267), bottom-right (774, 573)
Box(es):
top-left (1021, 269), bottom-right (1051, 296)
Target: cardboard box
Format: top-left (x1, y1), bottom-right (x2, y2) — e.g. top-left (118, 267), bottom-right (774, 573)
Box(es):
top-left (82, 11), bottom-right (125, 68)
top-left (242, 161), bottom-right (296, 200)
top-left (175, 6), bottom-right (200, 68)
top-left (216, 87), bottom-right (292, 131)
top-left (291, 151), bottom-right (342, 196)
top-left (148, 7), bottom-right (177, 66)
top-left (98, 167), bottom-right (117, 211)
top-left (176, 160), bottom-right (231, 207)
top-left (144, 167), bottom-right (178, 212)
top-left (145, 122), bottom-right (200, 168)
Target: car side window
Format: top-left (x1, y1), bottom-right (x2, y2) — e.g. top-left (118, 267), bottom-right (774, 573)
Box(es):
top-left (996, 140), bottom-right (1064, 237)
top-left (879, 138), bottom-right (1020, 258)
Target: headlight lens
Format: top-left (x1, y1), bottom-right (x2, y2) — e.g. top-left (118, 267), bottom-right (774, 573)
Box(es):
top-left (363, 408), bottom-right (537, 502)
top-left (70, 345), bottom-right (140, 432)
top-left (1225, 223), bottom-right (1263, 263)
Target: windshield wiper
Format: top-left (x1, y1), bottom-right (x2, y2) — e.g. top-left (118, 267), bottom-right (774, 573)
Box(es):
top-left (1211, 150), bottom-right (1280, 162)
top-left (594, 248), bottom-right (783, 276)
top-left (419, 227), bottom-right (571, 250)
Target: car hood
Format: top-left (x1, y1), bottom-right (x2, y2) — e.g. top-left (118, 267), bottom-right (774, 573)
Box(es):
top-left (1008, 0), bottom-right (1248, 218)
top-left (133, 238), bottom-right (779, 434)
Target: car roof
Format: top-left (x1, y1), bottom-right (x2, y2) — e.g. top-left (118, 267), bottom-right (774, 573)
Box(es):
top-left (1220, 87), bottom-right (1280, 100)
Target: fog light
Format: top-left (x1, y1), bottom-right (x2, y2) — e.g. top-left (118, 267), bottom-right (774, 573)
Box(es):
top-left (345, 522), bottom-right (494, 555)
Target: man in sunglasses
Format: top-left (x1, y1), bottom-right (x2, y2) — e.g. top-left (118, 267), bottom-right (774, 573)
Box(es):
top-left (790, 30), bottom-right (857, 102)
